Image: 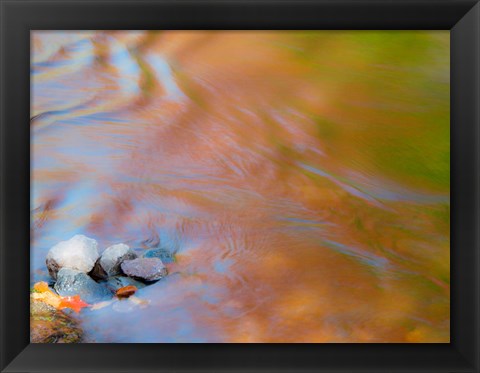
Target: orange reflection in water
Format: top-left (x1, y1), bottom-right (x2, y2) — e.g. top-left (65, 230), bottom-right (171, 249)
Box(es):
top-left (31, 31), bottom-right (449, 342)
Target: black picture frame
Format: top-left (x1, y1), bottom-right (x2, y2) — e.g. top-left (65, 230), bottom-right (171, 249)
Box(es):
top-left (1, 0), bottom-right (479, 372)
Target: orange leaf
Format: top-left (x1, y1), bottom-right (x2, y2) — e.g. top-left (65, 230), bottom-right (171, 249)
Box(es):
top-left (58, 295), bottom-right (90, 313)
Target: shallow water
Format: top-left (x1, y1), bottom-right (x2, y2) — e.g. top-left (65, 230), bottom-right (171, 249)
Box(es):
top-left (31, 31), bottom-right (450, 342)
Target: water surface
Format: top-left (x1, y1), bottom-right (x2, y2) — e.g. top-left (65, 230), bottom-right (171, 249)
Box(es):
top-left (31, 31), bottom-right (450, 342)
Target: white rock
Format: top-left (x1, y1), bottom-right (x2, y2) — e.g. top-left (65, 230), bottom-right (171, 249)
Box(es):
top-left (46, 235), bottom-right (100, 279)
top-left (99, 243), bottom-right (137, 277)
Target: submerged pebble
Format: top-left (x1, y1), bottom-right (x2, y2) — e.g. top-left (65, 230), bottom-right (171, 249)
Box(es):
top-left (112, 299), bottom-right (136, 313)
top-left (46, 235), bottom-right (99, 279)
top-left (54, 268), bottom-right (111, 304)
top-left (106, 275), bottom-right (146, 292)
top-left (143, 248), bottom-right (175, 263)
top-left (121, 257), bottom-right (167, 282)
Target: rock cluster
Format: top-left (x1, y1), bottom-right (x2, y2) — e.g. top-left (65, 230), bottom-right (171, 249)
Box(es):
top-left (45, 235), bottom-right (172, 303)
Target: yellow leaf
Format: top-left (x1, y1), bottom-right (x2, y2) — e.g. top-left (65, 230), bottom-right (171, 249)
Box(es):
top-left (31, 282), bottom-right (90, 313)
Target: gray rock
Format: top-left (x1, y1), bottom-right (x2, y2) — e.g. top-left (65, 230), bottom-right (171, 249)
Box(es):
top-left (54, 268), bottom-right (111, 303)
top-left (99, 243), bottom-right (138, 277)
top-left (46, 235), bottom-right (100, 279)
top-left (121, 258), bottom-right (168, 282)
top-left (143, 248), bottom-right (175, 263)
top-left (106, 275), bottom-right (146, 292)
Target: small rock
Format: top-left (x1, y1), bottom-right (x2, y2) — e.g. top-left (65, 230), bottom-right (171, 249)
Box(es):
top-left (112, 299), bottom-right (136, 313)
top-left (54, 268), bottom-right (111, 304)
top-left (46, 235), bottom-right (100, 279)
top-left (106, 275), bottom-right (146, 292)
top-left (121, 257), bottom-right (168, 282)
top-left (30, 296), bottom-right (82, 343)
top-left (116, 285), bottom-right (137, 298)
top-left (112, 295), bottom-right (149, 313)
top-left (143, 248), bottom-right (175, 263)
top-left (99, 243), bottom-right (138, 277)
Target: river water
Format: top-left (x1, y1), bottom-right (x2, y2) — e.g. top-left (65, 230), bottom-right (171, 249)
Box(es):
top-left (31, 31), bottom-right (450, 342)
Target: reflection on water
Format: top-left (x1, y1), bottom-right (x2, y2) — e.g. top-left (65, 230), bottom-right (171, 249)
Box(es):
top-left (31, 31), bottom-right (450, 342)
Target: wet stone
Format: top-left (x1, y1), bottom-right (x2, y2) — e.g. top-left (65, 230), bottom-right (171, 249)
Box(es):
top-left (46, 235), bottom-right (100, 280)
top-left (54, 268), bottom-right (111, 304)
top-left (143, 248), bottom-right (175, 264)
top-left (121, 257), bottom-right (168, 282)
top-left (99, 243), bottom-right (138, 277)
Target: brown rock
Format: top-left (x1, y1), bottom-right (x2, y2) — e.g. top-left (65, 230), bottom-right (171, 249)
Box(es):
top-left (116, 285), bottom-right (138, 298)
top-left (89, 259), bottom-right (108, 281)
